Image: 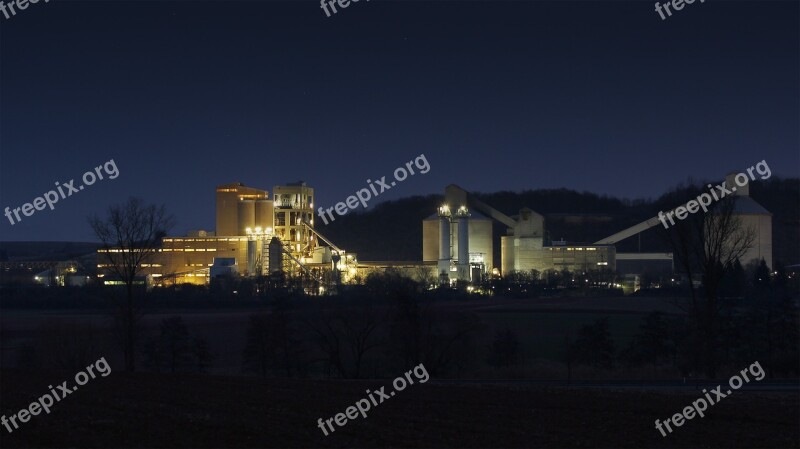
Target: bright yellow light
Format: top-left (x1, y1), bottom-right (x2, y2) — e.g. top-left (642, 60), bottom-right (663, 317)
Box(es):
top-left (246, 227), bottom-right (252, 234)
top-left (255, 227), bottom-right (262, 233)
top-left (266, 227), bottom-right (273, 234)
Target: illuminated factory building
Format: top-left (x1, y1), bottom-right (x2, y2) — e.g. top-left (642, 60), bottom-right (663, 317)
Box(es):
top-left (98, 176), bottom-right (772, 290)
top-left (99, 182), bottom-right (344, 286)
top-left (423, 185), bottom-right (615, 283)
top-left (423, 180), bottom-right (772, 284)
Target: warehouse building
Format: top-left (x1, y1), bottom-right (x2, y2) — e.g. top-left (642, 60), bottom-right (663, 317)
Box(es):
top-left (423, 176), bottom-right (772, 284)
top-left (423, 185), bottom-right (615, 283)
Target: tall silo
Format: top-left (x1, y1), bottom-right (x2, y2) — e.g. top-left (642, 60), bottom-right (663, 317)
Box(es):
top-left (438, 209), bottom-right (451, 281)
top-left (467, 212), bottom-right (493, 274)
top-left (268, 237), bottom-right (283, 274)
top-left (456, 208), bottom-right (470, 281)
top-left (247, 239), bottom-right (257, 276)
top-left (255, 200), bottom-right (274, 231)
top-left (422, 214), bottom-right (440, 263)
top-left (237, 200), bottom-right (255, 236)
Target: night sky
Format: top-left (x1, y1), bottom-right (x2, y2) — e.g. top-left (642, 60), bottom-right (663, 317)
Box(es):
top-left (1, 0), bottom-right (797, 241)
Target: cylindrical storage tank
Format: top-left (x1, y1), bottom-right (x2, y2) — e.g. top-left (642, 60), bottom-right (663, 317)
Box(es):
top-left (458, 216), bottom-right (469, 265)
top-left (247, 239), bottom-right (257, 275)
top-left (261, 238), bottom-right (269, 275)
top-left (500, 236), bottom-right (514, 276)
top-left (439, 216), bottom-right (450, 261)
top-left (268, 237), bottom-right (283, 274)
top-left (469, 218), bottom-right (493, 273)
top-left (422, 218), bottom-right (440, 262)
top-left (254, 200), bottom-right (274, 231)
top-left (237, 200), bottom-right (255, 235)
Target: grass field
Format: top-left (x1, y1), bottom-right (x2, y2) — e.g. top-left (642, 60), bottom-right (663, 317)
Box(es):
top-left (1, 296), bottom-right (688, 376)
top-left (1, 368), bottom-right (797, 448)
top-left (473, 296), bottom-right (686, 362)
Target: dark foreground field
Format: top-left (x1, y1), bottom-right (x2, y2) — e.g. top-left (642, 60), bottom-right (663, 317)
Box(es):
top-left (0, 369), bottom-right (797, 448)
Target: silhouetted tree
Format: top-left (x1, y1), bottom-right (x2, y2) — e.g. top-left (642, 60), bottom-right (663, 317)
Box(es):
top-left (142, 316), bottom-right (205, 373)
top-left (487, 328), bottom-right (521, 368)
top-left (243, 299), bottom-right (304, 378)
top-left (364, 268), bottom-right (419, 299)
top-left (562, 335), bottom-right (576, 384)
top-left (16, 319), bottom-right (107, 371)
top-left (663, 195), bottom-right (756, 378)
top-left (625, 312), bottom-right (673, 372)
top-left (753, 259), bottom-right (771, 291)
top-left (242, 314), bottom-right (275, 378)
top-left (575, 318), bottom-right (615, 369)
top-left (386, 293), bottom-right (483, 377)
top-left (306, 299), bottom-right (383, 379)
top-left (193, 337), bottom-right (213, 373)
top-left (720, 258), bottom-right (746, 299)
top-left (89, 197), bottom-right (174, 371)
top-left (413, 266), bottom-right (437, 289)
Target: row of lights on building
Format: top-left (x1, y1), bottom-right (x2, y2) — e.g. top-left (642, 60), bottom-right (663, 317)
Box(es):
top-left (245, 227), bottom-right (273, 235)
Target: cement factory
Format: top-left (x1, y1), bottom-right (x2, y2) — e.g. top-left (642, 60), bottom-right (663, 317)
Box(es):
top-left (98, 182), bottom-right (360, 289)
top-left (94, 174), bottom-right (773, 292)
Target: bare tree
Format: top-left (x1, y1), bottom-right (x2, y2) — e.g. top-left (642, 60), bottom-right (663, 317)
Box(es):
top-left (388, 298), bottom-right (483, 377)
top-left (306, 308), bottom-right (347, 378)
top-left (242, 314), bottom-right (276, 378)
top-left (306, 300), bottom-right (383, 379)
top-left (664, 195), bottom-right (755, 377)
top-left (243, 301), bottom-right (305, 378)
top-left (339, 301), bottom-right (383, 378)
top-left (89, 197), bottom-right (174, 372)
top-left (17, 319), bottom-right (107, 371)
top-left (413, 265), bottom-right (436, 289)
top-left (487, 328), bottom-right (521, 369)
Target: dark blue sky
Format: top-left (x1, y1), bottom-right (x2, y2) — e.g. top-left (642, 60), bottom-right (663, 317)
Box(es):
top-left (1, 0), bottom-right (797, 241)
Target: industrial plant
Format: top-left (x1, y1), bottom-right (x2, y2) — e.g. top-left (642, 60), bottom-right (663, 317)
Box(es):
top-left (98, 182), bottom-right (358, 289)
top-left (93, 173), bottom-right (774, 293)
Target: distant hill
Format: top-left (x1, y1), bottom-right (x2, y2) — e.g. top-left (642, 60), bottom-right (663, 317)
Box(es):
top-left (3, 178), bottom-right (796, 270)
top-left (321, 194), bottom-right (441, 262)
top-left (322, 178), bottom-right (800, 268)
top-left (0, 242), bottom-right (102, 262)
